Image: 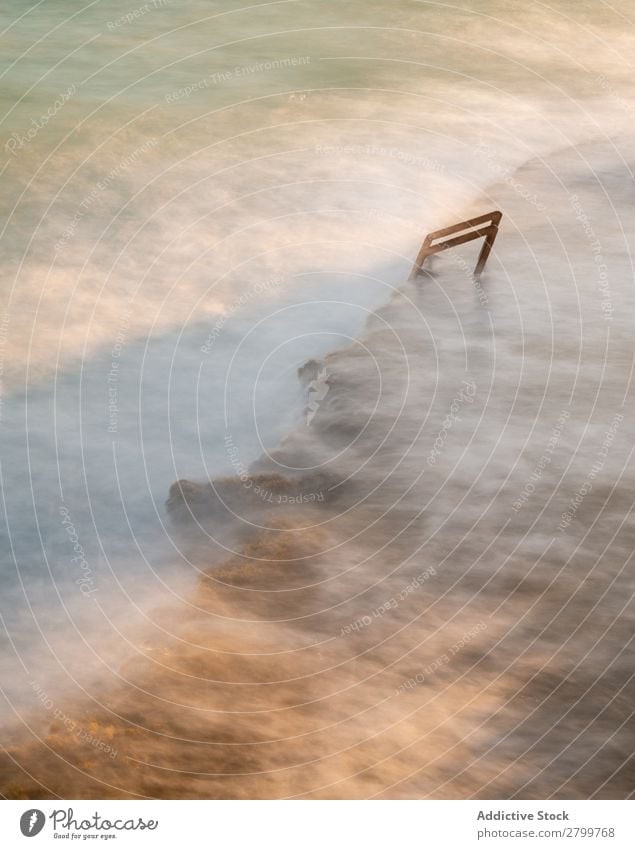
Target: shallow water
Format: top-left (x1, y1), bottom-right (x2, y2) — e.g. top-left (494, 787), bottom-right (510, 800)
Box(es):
top-left (1, 1), bottom-right (634, 798)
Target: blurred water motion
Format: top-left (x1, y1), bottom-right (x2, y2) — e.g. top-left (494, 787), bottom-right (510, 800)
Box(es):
top-left (1, 1), bottom-right (634, 799)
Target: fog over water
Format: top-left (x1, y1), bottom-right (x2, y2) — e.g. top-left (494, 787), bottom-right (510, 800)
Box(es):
top-left (0, 1), bottom-right (634, 798)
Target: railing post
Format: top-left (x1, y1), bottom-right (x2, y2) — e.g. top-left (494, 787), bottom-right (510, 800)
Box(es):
top-left (409, 210), bottom-right (502, 280)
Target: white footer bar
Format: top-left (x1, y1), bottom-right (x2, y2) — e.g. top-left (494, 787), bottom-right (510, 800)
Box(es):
top-left (0, 800), bottom-right (631, 848)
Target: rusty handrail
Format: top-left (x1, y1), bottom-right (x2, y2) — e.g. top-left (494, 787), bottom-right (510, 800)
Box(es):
top-left (409, 210), bottom-right (502, 279)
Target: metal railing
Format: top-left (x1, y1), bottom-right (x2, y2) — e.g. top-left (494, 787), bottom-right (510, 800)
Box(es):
top-left (409, 210), bottom-right (502, 280)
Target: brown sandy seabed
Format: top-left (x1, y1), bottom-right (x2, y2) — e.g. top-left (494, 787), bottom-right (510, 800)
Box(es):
top-left (1, 141), bottom-right (634, 799)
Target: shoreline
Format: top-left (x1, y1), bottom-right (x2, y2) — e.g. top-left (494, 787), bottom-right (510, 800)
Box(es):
top-left (2, 138), bottom-right (634, 799)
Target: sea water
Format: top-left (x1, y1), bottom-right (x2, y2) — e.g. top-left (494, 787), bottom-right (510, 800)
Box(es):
top-left (0, 0), bottom-right (634, 797)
